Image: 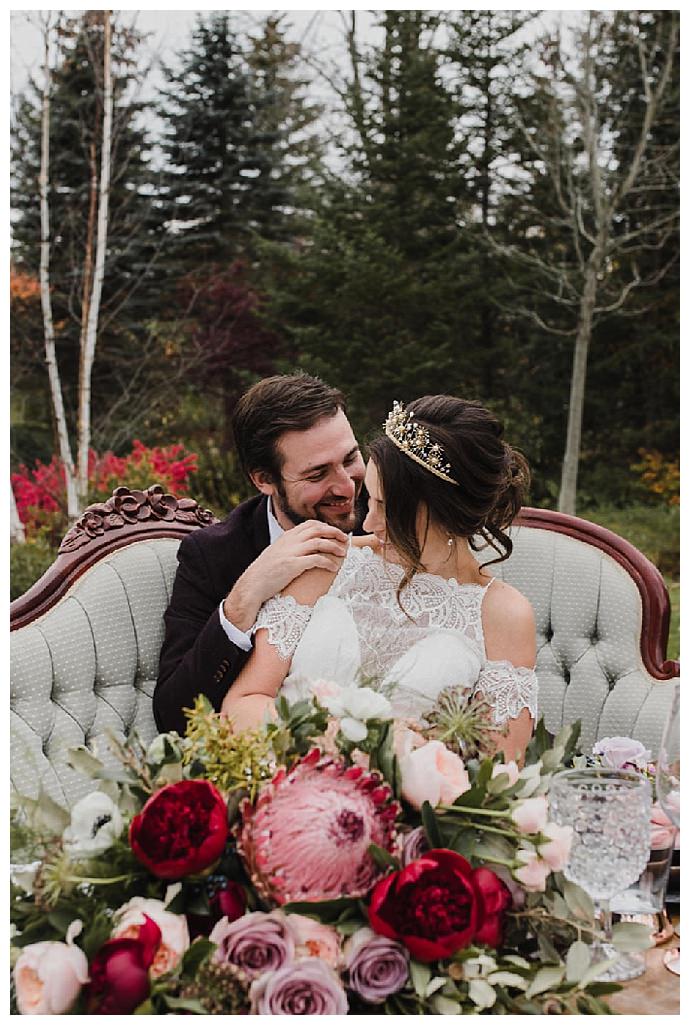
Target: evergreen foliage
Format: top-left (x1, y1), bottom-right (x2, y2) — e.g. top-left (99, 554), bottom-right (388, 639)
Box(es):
top-left (10, 11), bottom-right (679, 514)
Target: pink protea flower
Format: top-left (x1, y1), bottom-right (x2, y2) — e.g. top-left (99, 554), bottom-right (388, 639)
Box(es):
top-left (238, 749), bottom-right (401, 905)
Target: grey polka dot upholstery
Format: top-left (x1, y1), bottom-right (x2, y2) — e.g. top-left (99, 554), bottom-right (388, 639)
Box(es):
top-left (11, 522), bottom-right (677, 809)
top-left (11, 539), bottom-right (180, 809)
top-left (478, 526), bottom-right (677, 758)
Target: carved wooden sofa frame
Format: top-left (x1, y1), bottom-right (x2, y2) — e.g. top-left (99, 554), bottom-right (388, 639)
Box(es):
top-left (10, 486), bottom-right (679, 808)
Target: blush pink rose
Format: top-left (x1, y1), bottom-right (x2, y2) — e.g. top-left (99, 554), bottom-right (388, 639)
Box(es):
top-left (511, 796), bottom-right (549, 834)
top-left (400, 740), bottom-right (470, 810)
top-left (491, 760), bottom-right (520, 787)
top-left (538, 822), bottom-right (573, 871)
top-left (392, 722), bottom-right (426, 760)
top-left (286, 914), bottom-right (342, 967)
top-left (112, 897), bottom-right (190, 978)
top-left (650, 798), bottom-right (680, 850)
top-left (14, 935), bottom-right (89, 1014)
top-left (514, 850), bottom-right (551, 892)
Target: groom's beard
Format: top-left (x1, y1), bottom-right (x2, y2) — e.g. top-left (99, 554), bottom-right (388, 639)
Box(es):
top-left (274, 481), bottom-right (365, 533)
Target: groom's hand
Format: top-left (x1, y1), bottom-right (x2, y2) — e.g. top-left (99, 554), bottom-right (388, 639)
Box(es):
top-left (223, 520), bottom-right (348, 632)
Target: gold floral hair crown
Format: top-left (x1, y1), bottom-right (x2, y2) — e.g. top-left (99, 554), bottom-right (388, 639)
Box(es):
top-left (383, 400), bottom-right (458, 485)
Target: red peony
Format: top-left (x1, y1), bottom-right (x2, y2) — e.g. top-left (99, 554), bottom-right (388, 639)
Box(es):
top-left (368, 849), bottom-right (510, 962)
top-left (473, 866), bottom-right (512, 947)
top-left (85, 915), bottom-right (160, 1013)
top-left (129, 780), bottom-right (228, 879)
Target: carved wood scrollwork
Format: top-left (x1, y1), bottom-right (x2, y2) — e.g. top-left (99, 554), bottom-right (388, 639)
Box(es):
top-left (59, 485), bottom-right (217, 553)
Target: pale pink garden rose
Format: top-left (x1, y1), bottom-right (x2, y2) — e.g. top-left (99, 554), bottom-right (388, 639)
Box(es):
top-left (392, 721), bottom-right (426, 761)
top-left (491, 760), bottom-right (520, 788)
top-left (286, 914), bottom-right (342, 968)
top-left (538, 822), bottom-right (573, 871)
top-left (511, 796), bottom-right (549, 835)
top-left (399, 740), bottom-right (471, 810)
top-left (14, 923), bottom-right (89, 1014)
top-left (650, 798), bottom-right (680, 850)
top-left (112, 897), bottom-right (190, 978)
top-left (514, 849), bottom-right (551, 892)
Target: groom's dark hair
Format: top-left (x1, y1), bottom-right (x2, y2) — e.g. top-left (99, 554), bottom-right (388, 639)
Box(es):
top-left (232, 373), bottom-right (346, 482)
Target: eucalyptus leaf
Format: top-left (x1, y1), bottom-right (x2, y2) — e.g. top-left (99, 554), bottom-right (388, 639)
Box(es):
top-left (431, 995), bottom-right (462, 1015)
top-left (472, 835), bottom-right (514, 861)
top-left (562, 878), bottom-right (595, 920)
top-left (487, 971), bottom-right (529, 990)
top-left (578, 958), bottom-right (621, 988)
top-left (36, 790), bottom-right (70, 833)
top-left (425, 976), bottom-right (447, 997)
top-left (409, 960), bottom-right (432, 998)
top-left (610, 921), bottom-right (655, 952)
top-left (133, 999), bottom-right (155, 1014)
top-left (66, 746), bottom-right (105, 777)
top-left (525, 964), bottom-right (565, 998)
top-left (161, 995), bottom-right (207, 1013)
top-left (469, 978), bottom-right (497, 1008)
top-left (565, 940), bottom-right (591, 982)
top-left (503, 954), bottom-right (531, 970)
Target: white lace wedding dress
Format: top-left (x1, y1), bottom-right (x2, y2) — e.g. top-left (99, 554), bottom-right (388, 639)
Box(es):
top-left (255, 545), bottom-right (537, 727)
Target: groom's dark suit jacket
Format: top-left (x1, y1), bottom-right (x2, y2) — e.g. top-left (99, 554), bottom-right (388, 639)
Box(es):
top-left (154, 494), bottom-right (270, 735)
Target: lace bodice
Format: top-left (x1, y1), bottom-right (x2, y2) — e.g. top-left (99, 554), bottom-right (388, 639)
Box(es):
top-left (255, 545), bottom-right (537, 726)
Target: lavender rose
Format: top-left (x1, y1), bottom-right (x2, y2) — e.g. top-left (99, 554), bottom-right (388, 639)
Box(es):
top-left (210, 911), bottom-right (294, 977)
top-left (592, 736), bottom-right (652, 771)
top-left (250, 958), bottom-right (348, 1015)
top-left (400, 826), bottom-right (429, 866)
top-left (345, 926), bottom-right (409, 1004)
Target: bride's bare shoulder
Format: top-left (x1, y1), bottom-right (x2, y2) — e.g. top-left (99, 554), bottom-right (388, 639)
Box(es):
top-left (481, 578), bottom-right (536, 666)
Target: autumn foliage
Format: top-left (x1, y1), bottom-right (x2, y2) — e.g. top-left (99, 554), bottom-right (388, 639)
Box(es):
top-left (11, 440), bottom-right (198, 542)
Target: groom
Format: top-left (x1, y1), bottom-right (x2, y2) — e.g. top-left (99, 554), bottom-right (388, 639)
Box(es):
top-left (154, 373), bottom-right (366, 733)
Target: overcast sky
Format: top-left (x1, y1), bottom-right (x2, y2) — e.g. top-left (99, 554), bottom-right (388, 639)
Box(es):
top-left (10, 6), bottom-right (593, 100)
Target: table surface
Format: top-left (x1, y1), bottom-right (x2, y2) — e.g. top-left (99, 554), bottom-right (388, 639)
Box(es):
top-left (606, 924), bottom-right (680, 1015)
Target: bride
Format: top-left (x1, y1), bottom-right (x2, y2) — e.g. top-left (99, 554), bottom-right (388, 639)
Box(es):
top-left (221, 395), bottom-right (537, 763)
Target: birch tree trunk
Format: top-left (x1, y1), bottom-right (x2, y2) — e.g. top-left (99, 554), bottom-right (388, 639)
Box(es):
top-left (558, 254), bottom-right (601, 514)
top-left (38, 14), bottom-right (80, 521)
top-left (77, 10), bottom-right (112, 504)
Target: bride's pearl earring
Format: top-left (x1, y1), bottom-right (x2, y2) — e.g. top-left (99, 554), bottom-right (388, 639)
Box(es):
top-left (447, 535), bottom-right (455, 547)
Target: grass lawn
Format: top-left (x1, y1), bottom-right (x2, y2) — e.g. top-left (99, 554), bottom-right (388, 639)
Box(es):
top-left (666, 579), bottom-right (680, 662)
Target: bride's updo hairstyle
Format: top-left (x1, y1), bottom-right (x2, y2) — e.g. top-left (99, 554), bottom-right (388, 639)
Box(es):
top-left (368, 395), bottom-right (530, 590)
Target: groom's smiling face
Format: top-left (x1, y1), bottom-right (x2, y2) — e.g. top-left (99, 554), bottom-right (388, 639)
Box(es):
top-left (263, 410), bottom-right (366, 531)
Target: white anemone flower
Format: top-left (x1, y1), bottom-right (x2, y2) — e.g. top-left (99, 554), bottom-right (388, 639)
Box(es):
top-left (62, 791), bottom-right (124, 856)
top-left (321, 685), bottom-right (393, 742)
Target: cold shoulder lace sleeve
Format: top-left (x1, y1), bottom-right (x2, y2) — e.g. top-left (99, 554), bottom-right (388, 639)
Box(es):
top-left (473, 660), bottom-right (538, 727)
top-left (254, 595), bottom-right (314, 662)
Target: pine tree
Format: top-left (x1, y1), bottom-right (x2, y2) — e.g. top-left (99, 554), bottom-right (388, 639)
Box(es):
top-left (261, 11), bottom-right (479, 438)
top-left (156, 12), bottom-right (321, 269)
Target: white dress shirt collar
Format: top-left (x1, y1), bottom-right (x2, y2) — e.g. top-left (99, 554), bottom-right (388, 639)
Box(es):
top-left (267, 497), bottom-right (285, 544)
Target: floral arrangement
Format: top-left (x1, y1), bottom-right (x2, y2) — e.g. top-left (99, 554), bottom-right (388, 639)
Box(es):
top-left (10, 689), bottom-right (654, 1015)
top-left (585, 736), bottom-right (680, 852)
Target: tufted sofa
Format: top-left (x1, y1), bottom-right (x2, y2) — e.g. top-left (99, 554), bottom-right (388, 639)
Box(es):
top-left (10, 488), bottom-right (679, 808)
